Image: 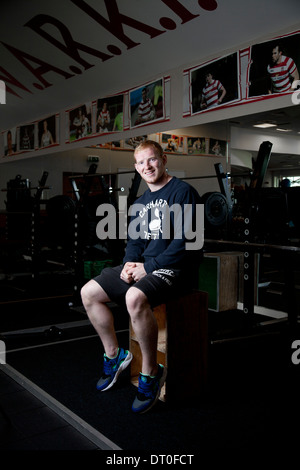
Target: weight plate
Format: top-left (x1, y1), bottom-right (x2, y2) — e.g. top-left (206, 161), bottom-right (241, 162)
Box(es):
top-left (201, 192), bottom-right (228, 227)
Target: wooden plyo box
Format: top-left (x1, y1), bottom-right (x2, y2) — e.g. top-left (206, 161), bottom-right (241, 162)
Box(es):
top-left (198, 252), bottom-right (239, 312)
top-left (129, 290), bottom-right (208, 403)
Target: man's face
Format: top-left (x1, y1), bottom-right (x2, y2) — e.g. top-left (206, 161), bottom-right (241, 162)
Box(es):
top-left (272, 47), bottom-right (281, 64)
top-left (206, 73), bottom-right (212, 83)
top-left (134, 147), bottom-right (166, 185)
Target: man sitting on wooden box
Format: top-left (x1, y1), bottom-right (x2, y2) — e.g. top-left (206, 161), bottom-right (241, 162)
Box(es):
top-left (81, 140), bottom-right (202, 413)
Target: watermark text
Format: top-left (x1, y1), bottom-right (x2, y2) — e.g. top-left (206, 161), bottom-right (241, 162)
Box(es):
top-left (0, 80), bottom-right (6, 104)
top-left (291, 340), bottom-right (300, 365)
top-left (96, 196), bottom-right (204, 250)
top-left (0, 340), bottom-right (6, 364)
top-left (291, 80), bottom-right (300, 105)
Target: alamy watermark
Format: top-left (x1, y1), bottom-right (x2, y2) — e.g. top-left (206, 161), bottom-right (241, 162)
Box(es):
top-left (0, 80), bottom-right (6, 104)
top-left (95, 196), bottom-right (204, 250)
top-left (0, 340), bottom-right (6, 364)
top-left (291, 340), bottom-right (300, 365)
top-left (291, 80), bottom-right (300, 105)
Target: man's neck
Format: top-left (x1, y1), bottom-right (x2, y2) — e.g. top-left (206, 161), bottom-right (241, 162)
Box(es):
top-left (148, 173), bottom-right (172, 192)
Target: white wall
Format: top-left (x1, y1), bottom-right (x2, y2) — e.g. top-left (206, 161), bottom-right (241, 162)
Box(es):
top-left (0, 120), bottom-right (232, 209)
top-left (230, 126), bottom-right (300, 155)
top-left (0, 145), bottom-right (228, 209)
top-left (2, 107), bottom-right (300, 209)
top-left (230, 149), bottom-right (253, 169)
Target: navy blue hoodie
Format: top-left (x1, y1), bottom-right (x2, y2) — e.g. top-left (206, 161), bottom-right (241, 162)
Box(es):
top-left (123, 177), bottom-right (202, 274)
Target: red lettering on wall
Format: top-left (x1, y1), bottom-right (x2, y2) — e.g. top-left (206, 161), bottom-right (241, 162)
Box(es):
top-left (0, 0), bottom-right (218, 98)
top-left (161, 0), bottom-right (199, 23)
top-left (1, 42), bottom-right (75, 90)
top-left (25, 15), bottom-right (113, 70)
top-left (71, 0), bottom-right (166, 49)
top-left (198, 0), bottom-right (218, 11)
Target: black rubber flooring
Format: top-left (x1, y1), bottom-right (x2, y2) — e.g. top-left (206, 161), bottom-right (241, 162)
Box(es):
top-left (0, 368), bottom-right (100, 452)
top-left (2, 320), bottom-right (300, 456)
top-left (1, 269), bottom-right (299, 458)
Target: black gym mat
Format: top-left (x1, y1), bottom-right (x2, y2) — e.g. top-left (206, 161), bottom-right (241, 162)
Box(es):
top-left (5, 326), bottom-right (300, 453)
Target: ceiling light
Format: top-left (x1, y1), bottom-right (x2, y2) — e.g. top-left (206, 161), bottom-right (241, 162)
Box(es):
top-left (253, 123), bottom-right (277, 128)
top-left (276, 128), bottom-right (291, 132)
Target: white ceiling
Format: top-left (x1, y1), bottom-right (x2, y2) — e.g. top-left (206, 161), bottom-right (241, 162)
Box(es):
top-left (1, 0), bottom-right (300, 171)
top-left (226, 105), bottom-right (300, 171)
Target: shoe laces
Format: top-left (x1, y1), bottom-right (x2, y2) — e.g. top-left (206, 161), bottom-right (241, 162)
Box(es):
top-left (137, 375), bottom-right (158, 399)
top-left (102, 355), bottom-right (117, 376)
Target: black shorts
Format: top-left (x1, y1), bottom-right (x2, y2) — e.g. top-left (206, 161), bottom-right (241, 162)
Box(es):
top-left (93, 265), bottom-right (188, 308)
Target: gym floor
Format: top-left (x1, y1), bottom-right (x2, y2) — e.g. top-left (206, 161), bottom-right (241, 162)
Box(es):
top-left (0, 259), bottom-right (299, 457)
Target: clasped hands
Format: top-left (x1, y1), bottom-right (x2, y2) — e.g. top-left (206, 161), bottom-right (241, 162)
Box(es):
top-left (120, 262), bottom-right (146, 284)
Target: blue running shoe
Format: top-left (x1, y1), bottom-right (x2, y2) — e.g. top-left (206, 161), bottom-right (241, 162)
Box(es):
top-left (132, 364), bottom-right (167, 413)
top-left (96, 348), bottom-right (132, 391)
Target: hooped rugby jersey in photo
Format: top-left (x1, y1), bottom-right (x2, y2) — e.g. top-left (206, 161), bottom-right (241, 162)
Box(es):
top-left (267, 55), bottom-right (297, 92)
top-left (138, 98), bottom-right (154, 121)
top-left (202, 79), bottom-right (223, 107)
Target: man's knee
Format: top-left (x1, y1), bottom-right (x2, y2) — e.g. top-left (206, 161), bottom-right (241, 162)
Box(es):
top-left (125, 287), bottom-right (149, 317)
top-left (81, 279), bottom-right (109, 306)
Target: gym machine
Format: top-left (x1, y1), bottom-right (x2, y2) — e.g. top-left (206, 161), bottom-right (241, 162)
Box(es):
top-left (178, 141), bottom-right (299, 332)
top-left (0, 167), bottom-right (142, 343)
top-left (67, 168), bottom-right (141, 298)
top-left (1, 165), bottom-right (142, 298)
top-left (1, 171), bottom-right (51, 278)
top-left (180, 139), bottom-right (299, 246)
top-left (205, 141), bottom-right (299, 342)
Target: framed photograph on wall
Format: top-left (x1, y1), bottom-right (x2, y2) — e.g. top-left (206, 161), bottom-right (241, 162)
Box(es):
top-left (67, 103), bottom-right (92, 142)
top-left (209, 138), bottom-right (227, 157)
top-left (129, 78), bottom-right (164, 128)
top-left (187, 137), bottom-right (208, 155)
top-left (95, 94), bottom-right (124, 134)
top-left (19, 124), bottom-right (35, 152)
top-left (190, 53), bottom-right (239, 114)
top-left (37, 114), bottom-right (58, 149)
top-left (123, 135), bottom-right (148, 150)
top-left (3, 128), bottom-right (17, 157)
top-left (248, 31), bottom-right (300, 97)
top-left (161, 133), bottom-right (185, 154)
